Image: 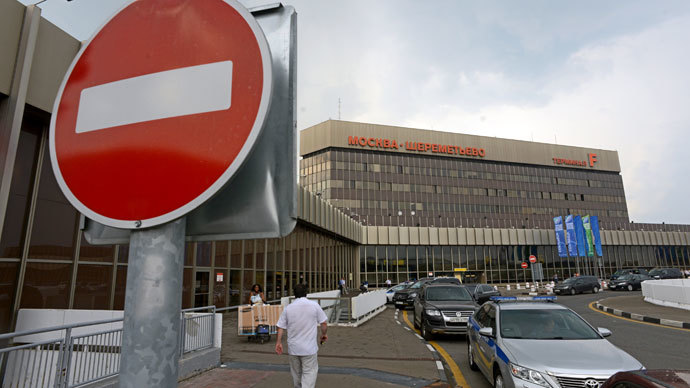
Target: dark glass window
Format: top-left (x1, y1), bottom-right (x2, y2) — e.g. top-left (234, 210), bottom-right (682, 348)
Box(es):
top-left (1, 122), bottom-right (41, 258)
top-left (20, 263), bottom-right (72, 309)
top-left (73, 264), bottom-right (112, 309)
top-left (28, 151), bottom-right (78, 260)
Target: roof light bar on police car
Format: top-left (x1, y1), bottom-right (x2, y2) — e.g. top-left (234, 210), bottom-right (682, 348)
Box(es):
top-left (489, 296), bottom-right (557, 302)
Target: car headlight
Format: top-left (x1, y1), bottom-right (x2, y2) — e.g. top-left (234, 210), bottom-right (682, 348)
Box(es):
top-left (619, 282), bottom-right (628, 285)
top-left (509, 363), bottom-right (551, 387)
top-left (409, 293), bottom-right (417, 298)
top-left (425, 309), bottom-right (441, 316)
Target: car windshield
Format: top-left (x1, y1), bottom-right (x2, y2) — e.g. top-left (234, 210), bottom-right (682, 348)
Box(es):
top-left (613, 270), bottom-right (630, 276)
top-left (426, 286), bottom-right (472, 301)
top-left (390, 284), bottom-right (407, 291)
top-left (649, 269), bottom-right (662, 276)
top-left (562, 278), bottom-right (578, 284)
top-left (500, 309), bottom-right (601, 340)
top-left (618, 275), bottom-right (634, 281)
top-left (410, 281), bottom-right (424, 289)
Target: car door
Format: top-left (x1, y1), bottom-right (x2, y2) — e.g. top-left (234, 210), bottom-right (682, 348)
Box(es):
top-left (475, 305), bottom-right (497, 377)
top-left (574, 279), bottom-right (584, 293)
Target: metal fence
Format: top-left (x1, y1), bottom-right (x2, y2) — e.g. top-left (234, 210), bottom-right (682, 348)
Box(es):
top-left (0, 306), bottom-right (216, 388)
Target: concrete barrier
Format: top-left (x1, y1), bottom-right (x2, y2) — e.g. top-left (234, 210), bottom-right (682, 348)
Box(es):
top-left (642, 279), bottom-right (690, 311)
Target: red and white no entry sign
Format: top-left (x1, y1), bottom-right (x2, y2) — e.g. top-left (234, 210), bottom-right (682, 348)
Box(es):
top-left (49, 0), bottom-right (272, 229)
top-left (521, 262), bottom-right (528, 269)
top-left (529, 255), bottom-right (537, 263)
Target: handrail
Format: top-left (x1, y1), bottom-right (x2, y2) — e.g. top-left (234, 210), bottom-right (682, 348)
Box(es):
top-left (0, 317), bottom-right (123, 341)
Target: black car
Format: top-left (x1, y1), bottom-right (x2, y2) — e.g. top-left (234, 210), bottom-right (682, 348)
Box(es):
top-left (648, 268), bottom-right (684, 280)
top-left (553, 275), bottom-right (601, 295)
top-left (413, 284), bottom-right (478, 340)
top-left (609, 268), bottom-right (649, 281)
top-left (608, 274), bottom-right (651, 291)
top-left (464, 283), bottom-right (501, 304)
top-left (430, 277), bottom-right (462, 285)
top-left (392, 278), bottom-right (434, 309)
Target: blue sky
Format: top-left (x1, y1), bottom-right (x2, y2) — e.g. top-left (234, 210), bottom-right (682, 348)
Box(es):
top-left (25, 0), bottom-right (690, 224)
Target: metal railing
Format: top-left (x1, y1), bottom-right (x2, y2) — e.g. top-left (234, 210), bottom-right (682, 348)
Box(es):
top-left (180, 306), bottom-right (216, 355)
top-left (0, 306), bottom-right (216, 388)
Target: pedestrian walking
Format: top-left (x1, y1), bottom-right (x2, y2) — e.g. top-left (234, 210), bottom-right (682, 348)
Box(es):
top-left (339, 277), bottom-right (346, 294)
top-left (553, 274), bottom-right (559, 285)
top-left (385, 278), bottom-right (392, 287)
top-left (275, 284), bottom-right (328, 388)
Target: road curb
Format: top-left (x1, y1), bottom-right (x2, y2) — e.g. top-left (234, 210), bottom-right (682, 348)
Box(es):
top-left (594, 301), bottom-right (690, 329)
top-left (395, 309), bottom-right (450, 385)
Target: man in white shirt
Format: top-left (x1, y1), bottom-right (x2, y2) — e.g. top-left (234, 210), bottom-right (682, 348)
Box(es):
top-left (275, 284), bottom-right (328, 388)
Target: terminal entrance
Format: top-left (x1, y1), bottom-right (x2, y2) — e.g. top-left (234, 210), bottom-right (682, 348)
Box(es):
top-left (453, 268), bottom-right (485, 284)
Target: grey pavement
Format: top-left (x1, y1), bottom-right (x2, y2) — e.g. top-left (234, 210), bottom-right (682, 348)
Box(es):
top-left (179, 305), bottom-right (449, 387)
top-left (597, 294), bottom-right (690, 323)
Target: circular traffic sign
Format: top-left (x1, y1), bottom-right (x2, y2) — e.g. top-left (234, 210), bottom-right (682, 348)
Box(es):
top-left (49, 0), bottom-right (272, 229)
top-left (529, 255), bottom-right (537, 263)
top-left (521, 262), bottom-right (528, 269)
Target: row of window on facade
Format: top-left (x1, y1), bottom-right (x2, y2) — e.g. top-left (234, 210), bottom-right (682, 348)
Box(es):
top-left (325, 198), bottom-right (628, 220)
top-left (358, 245), bottom-right (690, 286)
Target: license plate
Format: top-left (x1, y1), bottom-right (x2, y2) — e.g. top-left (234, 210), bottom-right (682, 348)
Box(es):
top-left (448, 317), bottom-right (468, 323)
top-left (395, 301), bottom-right (403, 305)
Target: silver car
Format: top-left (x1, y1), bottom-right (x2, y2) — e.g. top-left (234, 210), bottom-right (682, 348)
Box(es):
top-left (467, 297), bottom-right (644, 388)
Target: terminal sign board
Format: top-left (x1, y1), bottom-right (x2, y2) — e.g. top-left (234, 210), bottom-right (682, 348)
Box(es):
top-left (49, 0), bottom-right (273, 229)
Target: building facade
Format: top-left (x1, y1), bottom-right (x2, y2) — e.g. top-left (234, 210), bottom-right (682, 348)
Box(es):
top-left (301, 120), bottom-right (690, 285)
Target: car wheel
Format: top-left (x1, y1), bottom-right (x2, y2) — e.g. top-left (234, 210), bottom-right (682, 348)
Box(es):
top-left (468, 341), bottom-right (479, 371)
top-left (494, 369), bottom-right (505, 388)
top-left (421, 321), bottom-right (434, 341)
top-left (593, 286), bottom-right (599, 294)
top-left (627, 284), bottom-right (633, 291)
top-left (570, 288), bottom-right (576, 295)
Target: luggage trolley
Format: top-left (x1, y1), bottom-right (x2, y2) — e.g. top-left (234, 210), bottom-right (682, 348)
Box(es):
top-left (237, 304), bottom-right (283, 344)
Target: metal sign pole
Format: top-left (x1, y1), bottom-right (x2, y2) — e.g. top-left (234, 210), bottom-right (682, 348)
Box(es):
top-left (119, 218), bottom-right (186, 387)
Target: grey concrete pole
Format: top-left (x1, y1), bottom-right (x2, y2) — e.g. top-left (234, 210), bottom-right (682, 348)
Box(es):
top-left (119, 218), bottom-right (186, 388)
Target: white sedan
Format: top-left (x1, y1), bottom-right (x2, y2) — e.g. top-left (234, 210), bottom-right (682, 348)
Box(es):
top-left (386, 283), bottom-right (411, 303)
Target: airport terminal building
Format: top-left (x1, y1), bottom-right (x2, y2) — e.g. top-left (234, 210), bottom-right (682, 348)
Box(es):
top-left (300, 120), bottom-right (690, 286)
top-left (1, 1), bottom-right (689, 334)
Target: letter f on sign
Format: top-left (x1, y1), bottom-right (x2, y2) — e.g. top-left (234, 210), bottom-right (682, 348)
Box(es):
top-left (588, 153), bottom-right (597, 167)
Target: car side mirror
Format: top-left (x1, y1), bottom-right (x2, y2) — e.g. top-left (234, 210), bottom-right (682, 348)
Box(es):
top-left (598, 327), bottom-right (612, 337)
top-left (478, 327), bottom-right (494, 338)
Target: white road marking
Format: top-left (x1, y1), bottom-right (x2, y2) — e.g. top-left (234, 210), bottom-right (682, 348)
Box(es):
top-left (75, 60), bottom-right (233, 133)
top-left (414, 334), bottom-right (423, 340)
top-left (404, 327), bottom-right (411, 331)
top-left (427, 344), bottom-right (435, 352)
top-left (436, 361), bottom-right (444, 370)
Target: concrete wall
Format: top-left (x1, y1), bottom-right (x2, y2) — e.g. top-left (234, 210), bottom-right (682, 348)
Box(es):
top-left (642, 279), bottom-right (690, 311)
top-left (0, 0), bottom-right (81, 110)
top-left (360, 225), bottom-right (690, 247)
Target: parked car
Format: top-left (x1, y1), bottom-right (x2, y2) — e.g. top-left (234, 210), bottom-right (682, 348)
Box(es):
top-left (430, 277), bottom-right (462, 285)
top-left (467, 297), bottom-right (644, 388)
top-left (392, 278), bottom-right (434, 309)
top-left (413, 284), bottom-right (478, 340)
top-left (602, 369), bottom-right (690, 388)
top-left (609, 268), bottom-right (649, 281)
top-left (386, 283), bottom-right (412, 303)
top-left (553, 275), bottom-right (601, 295)
top-left (649, 268), bottom-right (684, 280)
top-left (608, 274), bottom-right (651, 291)
top-left (464, 284), bottom-right (501, 304)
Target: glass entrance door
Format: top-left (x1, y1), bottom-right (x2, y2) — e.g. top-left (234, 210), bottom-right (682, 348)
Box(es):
top-left (194, 271), bottom-right (210, 307)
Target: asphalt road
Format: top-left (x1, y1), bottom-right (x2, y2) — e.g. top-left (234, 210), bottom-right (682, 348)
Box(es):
top-left (411, 290), bottom-right (689, 388)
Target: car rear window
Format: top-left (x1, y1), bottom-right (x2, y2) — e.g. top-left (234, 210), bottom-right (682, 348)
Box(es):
top-left (426, 286), bottom-right (472, 301)
top-left (500, 309), bottom-right (601, 340)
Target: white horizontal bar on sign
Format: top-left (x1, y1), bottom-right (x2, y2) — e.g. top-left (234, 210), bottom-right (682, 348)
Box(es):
top-left (75, 60), bottom-right (233, 133)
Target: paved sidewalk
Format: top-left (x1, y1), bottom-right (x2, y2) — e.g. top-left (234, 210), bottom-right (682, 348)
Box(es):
top-left (180, 306), bottom-right (449, 387)
top-left (595, 294), bottom-right (690, 328)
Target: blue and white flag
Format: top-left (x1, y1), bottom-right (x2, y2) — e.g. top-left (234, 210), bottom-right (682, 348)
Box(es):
top-left (553, 216), bottom-right (567, 258)
top-left (565, 215), bottom-right (578, 257)
top-left (574, 215), bottom-right (586, 257)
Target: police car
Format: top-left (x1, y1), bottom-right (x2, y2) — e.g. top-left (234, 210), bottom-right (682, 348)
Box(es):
top-left (467, 296), bottom-right (643, 388)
